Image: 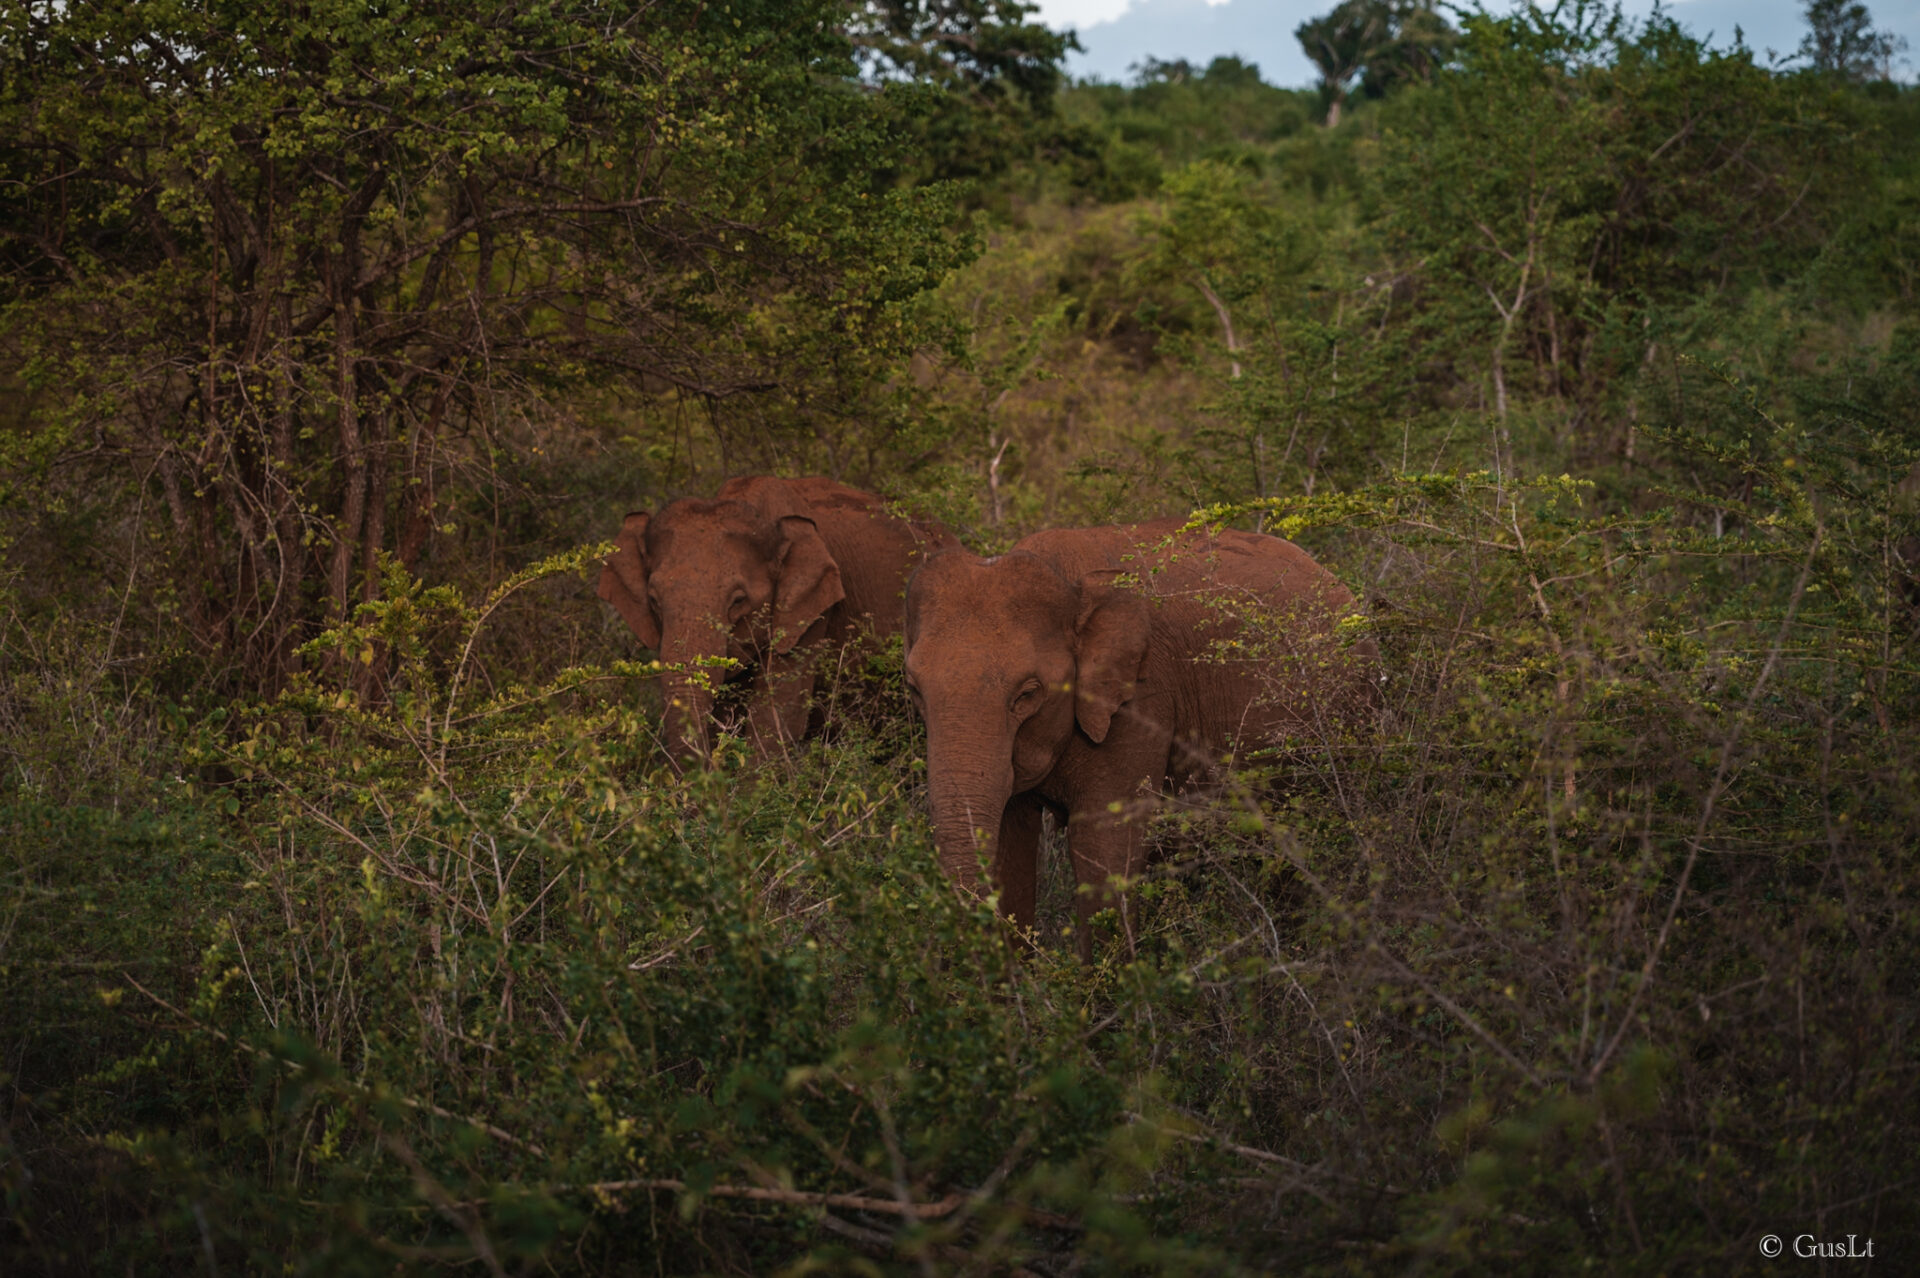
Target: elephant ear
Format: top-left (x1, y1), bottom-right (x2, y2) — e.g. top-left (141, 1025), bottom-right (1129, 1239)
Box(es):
top-left (1072, 580), bottom-right (1152, 745)
top-left (770, 514), bottom-right (845, 654)
top-left (597, 512), bottom-right (660, 648)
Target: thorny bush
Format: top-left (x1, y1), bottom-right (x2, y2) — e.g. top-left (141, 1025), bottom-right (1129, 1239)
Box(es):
top-left (7, 374), bottom-right (1918, 1271)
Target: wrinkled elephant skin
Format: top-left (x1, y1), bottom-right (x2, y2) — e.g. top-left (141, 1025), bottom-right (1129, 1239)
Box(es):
top-left (598, 475), bottom-right (958, 765)
top-left (904, 519), bottom-right (1379, 960)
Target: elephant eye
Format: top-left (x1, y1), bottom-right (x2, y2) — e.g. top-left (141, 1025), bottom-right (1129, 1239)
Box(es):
top-left (1009, 679), bottom-right (1043, 714)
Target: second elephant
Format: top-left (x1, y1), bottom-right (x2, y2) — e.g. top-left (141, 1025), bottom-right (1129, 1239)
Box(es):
top-left (903, 518), bottom-right (1379, 960)
top-left (599, 475), bottom-right (958, 764)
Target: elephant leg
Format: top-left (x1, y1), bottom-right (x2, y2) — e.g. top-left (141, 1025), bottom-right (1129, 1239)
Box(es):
top-left (993, 792), bottom-right (1046, 940)
top-left (1065, 799), bottom-right (1148, 963)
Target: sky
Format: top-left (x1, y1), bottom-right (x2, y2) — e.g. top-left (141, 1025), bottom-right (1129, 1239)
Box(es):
top-left (1031, 1), bottom-right (1920, 87)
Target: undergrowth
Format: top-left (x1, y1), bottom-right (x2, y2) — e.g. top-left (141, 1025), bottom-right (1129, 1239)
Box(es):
top-left (6, 391), bottom-right (1915, 1272)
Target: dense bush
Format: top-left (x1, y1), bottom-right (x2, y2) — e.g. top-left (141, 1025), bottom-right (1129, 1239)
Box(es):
top-left (6, 1), bottom-right (1919, 1272)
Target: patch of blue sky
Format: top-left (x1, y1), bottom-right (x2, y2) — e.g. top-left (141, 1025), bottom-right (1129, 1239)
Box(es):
top-left (1028, 1), bottom-right (1919, 88)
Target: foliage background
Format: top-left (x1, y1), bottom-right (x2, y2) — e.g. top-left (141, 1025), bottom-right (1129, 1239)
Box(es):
top-left (4, 1), bottom-right (1917, 1272)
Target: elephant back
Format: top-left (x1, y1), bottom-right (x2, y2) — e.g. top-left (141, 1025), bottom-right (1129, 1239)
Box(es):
top-left (1014, 519), bottom-right (1350, 612)
top-left (1015, 518), bottom-right (1378, 727)
top-left (717, 475), bottom-right (960, 638)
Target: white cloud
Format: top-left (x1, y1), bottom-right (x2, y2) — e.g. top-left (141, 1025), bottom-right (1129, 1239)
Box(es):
top-left (1031, 0), bottom-right (1136, 29)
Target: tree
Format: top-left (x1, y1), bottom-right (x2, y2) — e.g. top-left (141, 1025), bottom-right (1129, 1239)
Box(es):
top-left (1143, 160), bottom-right (1293, 381)
top-left (0, 0), bottom-right (974, 686)
top-left (1361, 2), bottom-right (1459, 99)
top-left (850, 0), bottom-right (1074, 106)
top-left (1134, 159), bottom-right (1372, 505)
top-left (1131, 56), bottom-right (1199, 86)
top-left (1295, 0), bottom-right (1455, 127)
top-left (1376, 4), bottom-right (1866, 443)
top-left (1297, 1), bottom-right (1391, 129)
top-left (1799, 0), bottom-right (1909, 81)
top-left (845, 1), bottom-right (1080, 182)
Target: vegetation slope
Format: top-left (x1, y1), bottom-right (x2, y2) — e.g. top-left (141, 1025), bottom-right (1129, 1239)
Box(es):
top-left (3, 1), bottom-right (1917, 1272)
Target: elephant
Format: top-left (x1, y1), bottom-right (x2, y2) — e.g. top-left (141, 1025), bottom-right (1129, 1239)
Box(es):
top-left (903, 518), bottom-right (1379, 960)
top-left (598, 475), bottom-right (959, 765)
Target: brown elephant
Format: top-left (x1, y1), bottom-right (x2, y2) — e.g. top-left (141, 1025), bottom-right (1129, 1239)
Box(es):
top-left (598, 475), bottom-right (959, 765)
top-left (903, 518), bottom-right (1379, 960)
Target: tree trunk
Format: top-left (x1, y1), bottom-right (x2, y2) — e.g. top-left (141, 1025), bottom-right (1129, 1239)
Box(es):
top-left (1192, 275), bottom-right (1242, 380)
top-left (327, 265), bottom-right (366, 620)
top-left (397, 378), bottom-right (454, 575)
top-left (361, 399), bottom-right (389, 604)
top-left (263, 289), bottom-right (302, 684)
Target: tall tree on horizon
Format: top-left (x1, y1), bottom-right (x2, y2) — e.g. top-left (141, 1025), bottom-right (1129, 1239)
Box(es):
top-left (1297, 0), bottom-right (1390, 128)
top-left (1296, 0), bottom-right (1454, 127)
top-left (1798, 0), bottom-right (1908, 80)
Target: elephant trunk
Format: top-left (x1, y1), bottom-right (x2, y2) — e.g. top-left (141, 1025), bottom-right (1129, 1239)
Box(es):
top-left (925, 736), bottom-right (1014, 895)
top-left (658, 631), bottom-right (727, 767)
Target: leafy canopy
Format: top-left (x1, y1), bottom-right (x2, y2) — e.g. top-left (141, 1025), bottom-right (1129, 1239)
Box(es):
top-left (0, 0), bottom-right (977, 682)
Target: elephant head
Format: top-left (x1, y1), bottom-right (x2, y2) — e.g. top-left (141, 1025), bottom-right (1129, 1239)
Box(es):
top-left (902, 551), bottom-right (1151, 892)
top-left (598, 497), bottom-right (845, 764)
